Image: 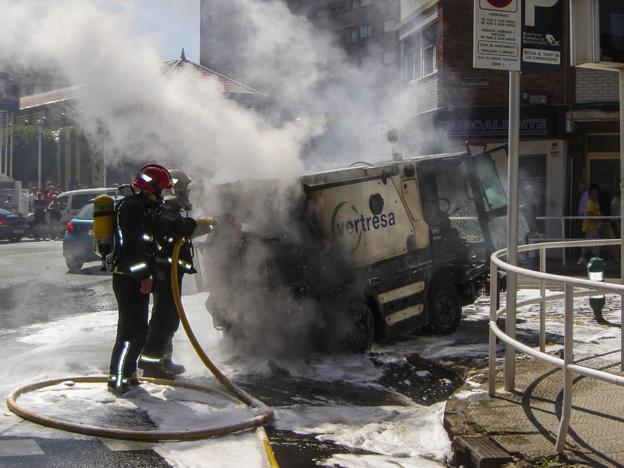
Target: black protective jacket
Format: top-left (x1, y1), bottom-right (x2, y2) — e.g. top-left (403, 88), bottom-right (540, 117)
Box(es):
top-left (153, 198), bottom-right (197, 280)
top-left (111, 193), bottom-right (160, 281)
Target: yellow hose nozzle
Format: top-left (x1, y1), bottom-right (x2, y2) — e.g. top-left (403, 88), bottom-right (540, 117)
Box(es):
top-left (193, 217), bottom-right (217, 238)
top-left (196, 217), bottom-right (216, 226)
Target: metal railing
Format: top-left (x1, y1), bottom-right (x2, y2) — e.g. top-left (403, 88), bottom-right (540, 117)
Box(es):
top-left (488, 238), bottom-right (624, 453)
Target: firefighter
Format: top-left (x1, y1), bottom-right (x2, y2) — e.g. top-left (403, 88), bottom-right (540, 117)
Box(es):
top-left (138, 168), bottom-right (201, 379)
top-left (107, 164), bottom-right (173, 395)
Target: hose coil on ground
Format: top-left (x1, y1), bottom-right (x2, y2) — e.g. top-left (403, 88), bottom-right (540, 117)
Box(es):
top-left (6, 239), bottom-right (275, 460)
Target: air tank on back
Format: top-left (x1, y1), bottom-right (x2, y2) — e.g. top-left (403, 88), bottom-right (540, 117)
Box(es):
top-left (92, 194), bottom-right (114, 271)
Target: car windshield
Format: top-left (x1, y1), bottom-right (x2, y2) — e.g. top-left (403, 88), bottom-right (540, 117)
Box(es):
top-left (75, 203), bottom-right (94, 220)
top-left (0, 208), bottom-right (9, 216)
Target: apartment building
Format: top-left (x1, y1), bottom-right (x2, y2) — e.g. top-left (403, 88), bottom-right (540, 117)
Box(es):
top-left (396, 0), bottom-right (619, 240)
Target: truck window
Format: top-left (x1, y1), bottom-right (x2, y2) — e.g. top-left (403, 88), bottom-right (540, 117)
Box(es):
top-left (437, 168), bottom-right (484, 243)
top-left (472, 152), bottom-right (507, 212)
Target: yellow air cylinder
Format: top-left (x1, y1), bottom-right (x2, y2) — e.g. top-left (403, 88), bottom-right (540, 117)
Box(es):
top-left (92, 194), bottom-right (114, 270)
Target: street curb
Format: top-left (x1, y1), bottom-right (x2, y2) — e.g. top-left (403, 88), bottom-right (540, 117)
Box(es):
top-left (443, 356), bottom-right (624, 467)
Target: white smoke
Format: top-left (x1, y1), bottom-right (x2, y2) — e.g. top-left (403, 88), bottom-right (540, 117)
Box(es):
top-left (0, 0), bottom-right (422, 183)
top-left (202, 0), bottom-right (405, 166)
top-left (0, 0), bottom-right (427, 354)
top-left (0, 0), bottom-right (318, 184)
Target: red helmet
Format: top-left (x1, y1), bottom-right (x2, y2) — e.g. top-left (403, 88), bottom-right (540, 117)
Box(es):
top-left (134, 164), bottom-right (173, 195)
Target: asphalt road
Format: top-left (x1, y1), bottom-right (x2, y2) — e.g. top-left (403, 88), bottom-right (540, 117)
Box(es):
top-left (0, 239), bottom-right (468, 467)
top-left (0, 240), bottom-right (159, 467)
top-left (0, 239), bottom-right (115, 330)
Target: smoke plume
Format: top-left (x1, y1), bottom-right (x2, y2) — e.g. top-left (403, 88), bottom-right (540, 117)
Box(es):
top-left (0, 0), bottom-right (426, 355)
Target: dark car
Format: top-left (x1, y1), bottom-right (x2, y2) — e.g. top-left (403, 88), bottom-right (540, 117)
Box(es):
top-left (62, 202), bottom-right (99, 271)
top-left (0, 208), bottom-right (28, 242)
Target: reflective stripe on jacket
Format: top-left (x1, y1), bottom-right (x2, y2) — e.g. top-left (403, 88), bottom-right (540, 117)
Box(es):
top-left (111, 193), bottom-right (160, 280)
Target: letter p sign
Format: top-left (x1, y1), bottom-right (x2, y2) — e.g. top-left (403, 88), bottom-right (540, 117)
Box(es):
top-left (525, 0), bottom-right (558, 27)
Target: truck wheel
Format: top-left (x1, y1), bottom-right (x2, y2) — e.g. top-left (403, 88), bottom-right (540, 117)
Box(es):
top-left (426, 284), bottom-right (461, 335)
top-left (65, 257), bottom-right (83, 272)
top-left (342, 301), bottom-right (374, 353)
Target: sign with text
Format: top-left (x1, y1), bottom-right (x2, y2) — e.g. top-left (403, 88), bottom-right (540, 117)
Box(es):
top-left (521, 0), bottom-right (563, 72)
top-left (473, 0), bottom-right (522, 71)
top-left (474, 0), bottom-right (564, 72)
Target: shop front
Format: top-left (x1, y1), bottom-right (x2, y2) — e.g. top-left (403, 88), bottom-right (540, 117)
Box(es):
top-left (402, 105), bottom-right (569, 243)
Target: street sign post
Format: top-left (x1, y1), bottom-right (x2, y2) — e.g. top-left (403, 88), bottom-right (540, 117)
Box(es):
top-left (475, 0), bottom-right (564, 392)
top-left (474, 0), bottom-right (523, 391)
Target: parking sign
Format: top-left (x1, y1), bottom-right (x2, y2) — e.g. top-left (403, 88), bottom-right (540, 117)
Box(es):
top-left (474, 0), bottom-right (522, 70)
top-left (521, 0), bottom-right (564, 72)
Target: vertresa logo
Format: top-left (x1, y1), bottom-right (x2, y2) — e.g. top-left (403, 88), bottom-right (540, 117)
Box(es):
top-left (331, 201), bottom-right (396, 252)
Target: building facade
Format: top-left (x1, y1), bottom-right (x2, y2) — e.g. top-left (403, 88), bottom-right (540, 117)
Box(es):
top-left (200, 0), bottom-right (621, 239)
top-left (398, 0), bottom-right (621, 241)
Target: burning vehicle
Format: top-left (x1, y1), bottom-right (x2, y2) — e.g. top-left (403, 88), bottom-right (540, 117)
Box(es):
top-left (195, 147), bottom-right (510, 353)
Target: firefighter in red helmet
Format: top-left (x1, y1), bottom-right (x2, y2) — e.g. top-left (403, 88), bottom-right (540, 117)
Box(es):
top-left (107, 164), bottom-right (194, 395)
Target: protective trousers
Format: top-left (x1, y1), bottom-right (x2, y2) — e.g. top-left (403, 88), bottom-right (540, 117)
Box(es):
top-left (142, 274), bottom-right (182, 358)
top-left (109, 273), bottom-right (150, 379)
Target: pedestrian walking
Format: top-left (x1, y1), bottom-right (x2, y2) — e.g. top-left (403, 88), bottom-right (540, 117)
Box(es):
top-left (578, 181), bottom-right (588, 217)
top-left (578, 185), bottom-right (602, 266)
top-left (610, 187), bottom-right (620, 239)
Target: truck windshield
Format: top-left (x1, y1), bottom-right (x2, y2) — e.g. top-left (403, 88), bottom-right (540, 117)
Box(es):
top-left (434, 168), bottom-right (484, 244)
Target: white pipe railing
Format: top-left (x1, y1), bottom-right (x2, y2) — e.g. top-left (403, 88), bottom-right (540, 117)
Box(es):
top-left (489, 238), bottom-right (624, 453)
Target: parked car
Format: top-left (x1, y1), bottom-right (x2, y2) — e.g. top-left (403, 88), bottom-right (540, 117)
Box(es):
top-left (0, 208), bottom-right (29, 242)
top-left (54, 188), bottom-right (118, 225)
top-left (62, 194), bottom-right (124, 272)
top-left (62, 202), bottom-right (99, 271)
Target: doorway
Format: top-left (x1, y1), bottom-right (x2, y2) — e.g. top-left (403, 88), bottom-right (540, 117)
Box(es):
top-left (586, 133), bottom-right (620, 216)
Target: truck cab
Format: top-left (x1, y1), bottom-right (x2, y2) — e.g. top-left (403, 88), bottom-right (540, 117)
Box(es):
top-left (197, 147), bottom-right (510, 352)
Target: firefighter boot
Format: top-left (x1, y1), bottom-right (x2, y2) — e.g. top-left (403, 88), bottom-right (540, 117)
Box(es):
top-left (138, 356), bottom-right (177, 380)
top-left (163, 356), bottom-right (185, 375)
top-left (107, 373), bottom-right (140, 395)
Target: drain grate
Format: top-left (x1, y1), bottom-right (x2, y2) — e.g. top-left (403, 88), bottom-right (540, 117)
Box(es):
top-left (452, 436), bottom-right (513, 468)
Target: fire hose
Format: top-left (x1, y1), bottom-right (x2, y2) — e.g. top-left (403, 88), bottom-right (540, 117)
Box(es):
top-left (6, 239), bottom-right (277, 465)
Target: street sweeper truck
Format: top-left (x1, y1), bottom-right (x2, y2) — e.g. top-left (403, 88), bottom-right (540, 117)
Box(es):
top-left (195, 147), bottom-right (514, 352)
